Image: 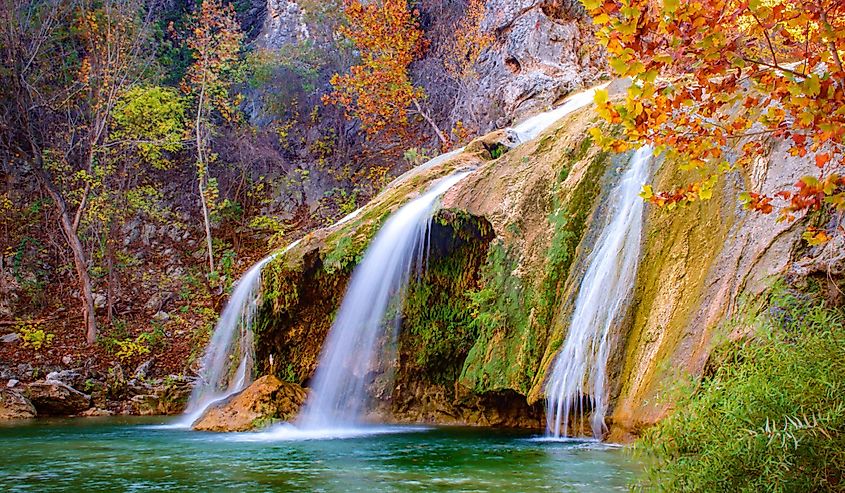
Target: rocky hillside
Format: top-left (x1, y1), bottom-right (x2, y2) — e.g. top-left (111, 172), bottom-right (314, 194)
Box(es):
top-left (249, 84), bottom-right (838, 438)
top-left (0, 0), bottom-right (604, 392)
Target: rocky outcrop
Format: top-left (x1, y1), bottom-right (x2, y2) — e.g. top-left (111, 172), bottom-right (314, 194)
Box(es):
top-left (250, 85), bottom-right (829, 438)
top-left (0, 388), bottom-right (36, 419)
top-left (452, 0), bottom-right (606, 131)
top-left (257, 0), bottom-right (309, 50)
top-left (192, 375), bottom-right (307, 432)
top-left (25, 381), bottom-right (91, 416)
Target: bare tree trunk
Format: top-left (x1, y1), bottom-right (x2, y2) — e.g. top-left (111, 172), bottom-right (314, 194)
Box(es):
top-left (412, 98), bottom-right (449, 147)
top-left (32, 165), bottom-right (98, 344)
top-left (195, 85), bottom-right (215, 275)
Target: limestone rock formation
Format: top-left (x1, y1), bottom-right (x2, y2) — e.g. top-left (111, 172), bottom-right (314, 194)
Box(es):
top-left (453, 0), bottom-right (606, 131)
top-left (257, 0), bottom-right (309, 50)
top-left (25, 381), bottom-right (91, 416)
top-left (0, 388), bottom-right (37, 419)
top-left (250, 89), bottom-right (827, 438)
top-left (192, 375), bottom-right (307, 432)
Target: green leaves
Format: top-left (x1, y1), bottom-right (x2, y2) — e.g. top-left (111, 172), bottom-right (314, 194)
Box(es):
top-left (111, 86), bottom-right (186, 169)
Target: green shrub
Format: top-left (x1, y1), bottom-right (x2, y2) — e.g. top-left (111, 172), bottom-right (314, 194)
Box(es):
top-left (114, 335), bottom-right (152, 362)
top-left (17, 323), bottom-right (55, 351)
top-left (634, 285), bottom-right (845, 492)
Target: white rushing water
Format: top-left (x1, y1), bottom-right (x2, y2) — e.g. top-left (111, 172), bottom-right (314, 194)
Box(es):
top-left (511, 85), bottom-right (606, 144)
top-left (296, 171), bottom-right (472, 430)
top-left (179, 239), bottom-right (302, 427)
top-left (545, 146), bottom-right (652, 439)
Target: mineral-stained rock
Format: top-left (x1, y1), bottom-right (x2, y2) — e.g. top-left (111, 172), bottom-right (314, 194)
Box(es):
top-left (192, 375), bottom-right (307, 432)
top-left (26, 381), bottom-right (91, 416)
top-left (0, 388), bottom-right (36, 419)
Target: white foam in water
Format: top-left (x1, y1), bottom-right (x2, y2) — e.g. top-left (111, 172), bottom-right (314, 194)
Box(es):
top-left (296, 171), bottom-right (473, 431)
top-left (545, 146), bottom-right (652, 439)
top-left (224, 423), bottom-right (430, 442)
top-left (174, 239), bottom-right (303, 428)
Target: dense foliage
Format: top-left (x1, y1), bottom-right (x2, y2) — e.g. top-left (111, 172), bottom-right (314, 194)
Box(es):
top-left (584, 0), bottom-right (845, 239)
top-left (635, 285), bottom-right (844, 492)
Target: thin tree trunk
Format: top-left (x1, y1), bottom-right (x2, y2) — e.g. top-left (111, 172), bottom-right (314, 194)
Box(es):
top-left (195, 84), bottom-right (215, 275)
top-left (412, 98), bottom-right (449, 147)
top-left (32, 165), bottom-right (98, 344)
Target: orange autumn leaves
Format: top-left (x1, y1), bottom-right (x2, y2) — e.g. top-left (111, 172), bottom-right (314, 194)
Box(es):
top-left (323, 0), bottom-right (427, 140)
top-left (584, 0), bottom-right (845, 240)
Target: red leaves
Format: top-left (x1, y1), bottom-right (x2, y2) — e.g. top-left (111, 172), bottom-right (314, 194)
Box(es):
top-left (740, 192), bottom-right (774, 214)
top-left (583, 0), bottom-right (845, 241)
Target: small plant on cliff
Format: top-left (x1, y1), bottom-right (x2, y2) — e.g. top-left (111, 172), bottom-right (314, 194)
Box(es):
top-left (583, 0), bottom-right (845, 241)
top-left (633, 284), bottom-right (845, 492)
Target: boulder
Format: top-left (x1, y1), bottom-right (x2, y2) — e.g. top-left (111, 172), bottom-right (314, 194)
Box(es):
top-left (79, 407), bottom-right (113, 417)
top-left (129, 394), bottom-right (161, 416)
top-left (45, 369), bottom-right (86, 389)
top-left (192, 375), bottom-right (307, 432)
top-left (125, 376), bottom-right (193, 416)
top-left (26, 381), bottom-right (91, 416)
top-left (0, 388), bottom-right (36, 419)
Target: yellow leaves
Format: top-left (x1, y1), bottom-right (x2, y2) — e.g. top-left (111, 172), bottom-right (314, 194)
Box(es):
top-left (594, 88), bottom-right (610, 106)
top-left (802, 227), bottom-right (830, 246)
top-left (639, 184), bottom-right (654, 200)
top-left (803, 74), bottom-right (821, 97)
top-left (663, 0), bottom-right (679, 14)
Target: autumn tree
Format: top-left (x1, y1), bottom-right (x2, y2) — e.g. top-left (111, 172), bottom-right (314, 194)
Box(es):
top-left (584, 0), bottom-right (845, 241)
top-left (182, 0), bottom-right (244, 277)
top-left (0, 0), bottom-right (158, 343)
top-left (443, 0), bottom-right (494, 83)
top-left (325, 0), bottom-right (449, 146)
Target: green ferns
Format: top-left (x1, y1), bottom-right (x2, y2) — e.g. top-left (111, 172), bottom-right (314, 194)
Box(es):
top-left (635, 284), bottom-right (845, 492)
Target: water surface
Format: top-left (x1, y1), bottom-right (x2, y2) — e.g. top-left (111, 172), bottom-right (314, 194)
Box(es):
top-left (0, 417), bottom-right (641, 492)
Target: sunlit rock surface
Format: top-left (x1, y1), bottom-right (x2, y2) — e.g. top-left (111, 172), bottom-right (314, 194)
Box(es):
top-left (192, 375), bottom-right (306, 432)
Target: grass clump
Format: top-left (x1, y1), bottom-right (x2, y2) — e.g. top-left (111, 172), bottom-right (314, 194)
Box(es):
top-left (634, 283), bottom-right (845, 492)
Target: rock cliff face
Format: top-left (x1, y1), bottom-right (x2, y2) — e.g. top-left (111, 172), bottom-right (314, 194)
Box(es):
top-left (456, 0), bottom-right (606, 130)
top-left (247, 85), bottom-right (836, 438)
top-left (253, 0), bottom-right (605, 136)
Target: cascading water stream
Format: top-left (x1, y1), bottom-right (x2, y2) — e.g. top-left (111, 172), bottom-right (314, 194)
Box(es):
top-left (180, 239), bottom-right (301, 426)
top-left (296, 171), bottom-right (472, 430)
top-left (179, 84), bottom-right (605, 434)
top-left (545, 146), bottom-right (652, 439)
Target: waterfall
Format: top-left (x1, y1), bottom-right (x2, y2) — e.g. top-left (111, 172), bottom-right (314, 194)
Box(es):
top-left (511, 85), bottom-right (605, 144)
top-left (181, 239), bottom-right (301, 426)
top-left (296, 171), bottom-right (472, 430)
top-left (545, 146), bottom-right (652, 439)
